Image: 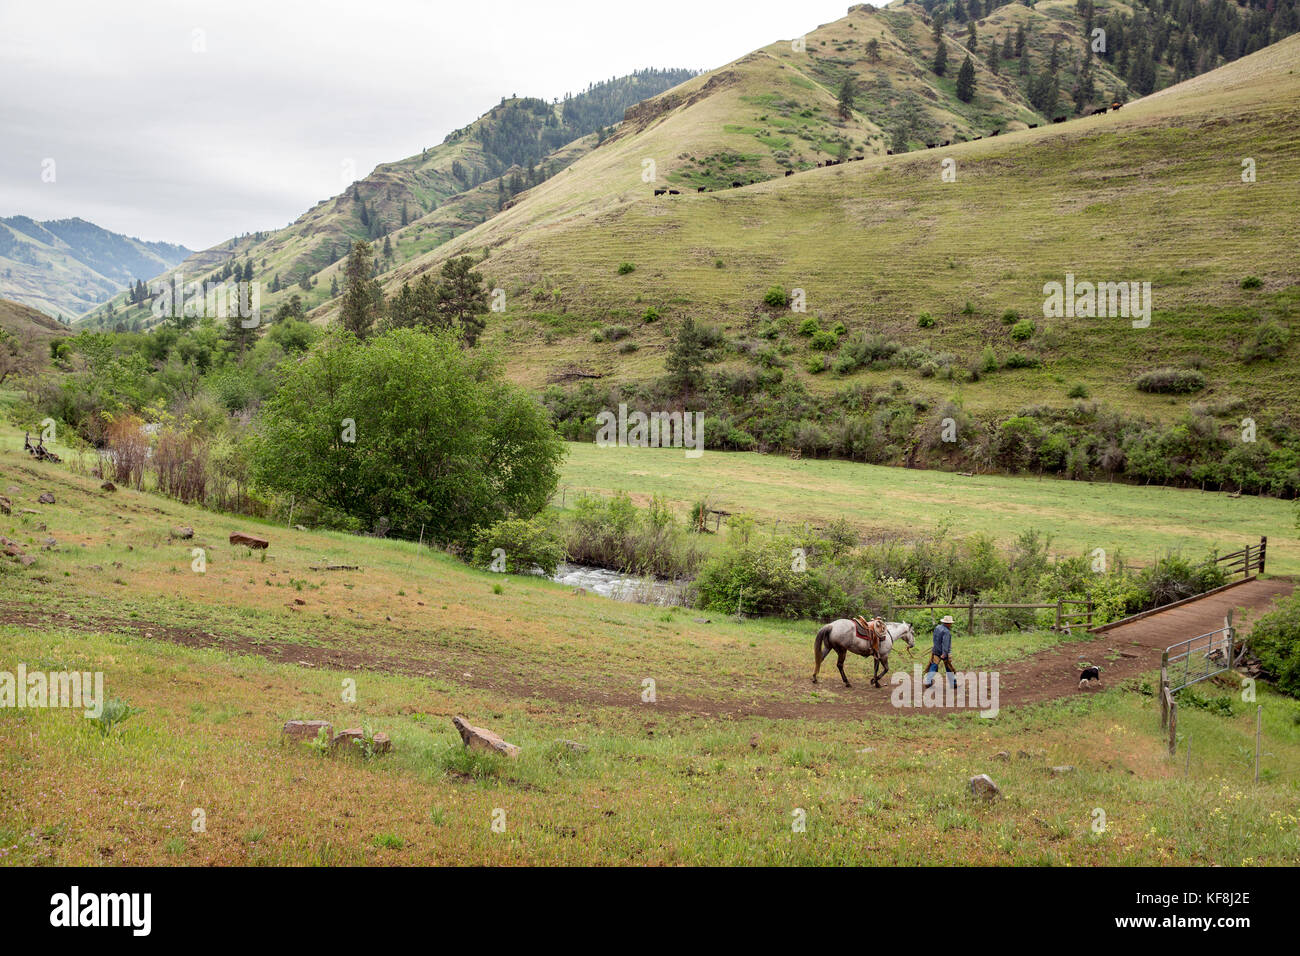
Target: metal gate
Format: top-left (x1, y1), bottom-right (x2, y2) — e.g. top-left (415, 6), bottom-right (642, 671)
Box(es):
top-left (1161, 611), bottom-right (1238, 693)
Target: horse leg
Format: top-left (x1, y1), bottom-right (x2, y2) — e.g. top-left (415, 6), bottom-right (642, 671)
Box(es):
top-left (836, 649), bottom-right (851, 687)
top-left (812, 629), bottom-right (828, 683)
top-left (874, 656), bottom-right (889, 688)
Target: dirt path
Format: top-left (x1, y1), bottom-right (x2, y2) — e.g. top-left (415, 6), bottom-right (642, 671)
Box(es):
top-left (3, 578), bottom-right (1291, 720)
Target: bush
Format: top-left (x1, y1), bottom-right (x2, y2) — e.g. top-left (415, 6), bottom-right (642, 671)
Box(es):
top-left (642, 306), bottom-right (661, 323)
top-left (1136, 367), bottom-right (1206, 394)
top-left (1067, 383), bottom-right (1090, 399)
top-left (918, 312), bottom-right (936, 328)
top-left (764, 286), bottom-right (791, 309)
top-left (1139, 555), bottom-right (1227, 608)
top-left (471, 517), bottom-right (563, 575)
top-left (981, 346), bottom-right (998, 372)
top-left (1010, 319), bottom-right (1035, 342)
top-left (810, 329), bottom-right (838, 351)
top-left (1250, 591), bottom-right (1300, 697)
top-left (797, 316), bottom-right (820, 336)
top-left (1004, 352), bottom-right (1041, 369)
top-left (604, 325), bottom-right (631, 341)
top-left (1001, 310), bottom-right (1020, 325)
top-left (617, 262), bottom-right (635, 275)
top-left (1241, 320), bottom-right (1289, 362)
top-left (618, 341), bottom-right (639, 354)
top-left (693, 538), bottom-right (823, 617)
top-left (1240, 275), bottom-right (1261, 289)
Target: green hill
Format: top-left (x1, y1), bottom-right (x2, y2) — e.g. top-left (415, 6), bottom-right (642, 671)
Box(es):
top-left (0, 216), bottom-right (189, 320)
top-left (76, 70), bottom-right (697, 331)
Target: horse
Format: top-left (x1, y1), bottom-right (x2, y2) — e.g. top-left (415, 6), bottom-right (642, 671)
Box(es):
top-left (812, 619), bottom-right (916, 688)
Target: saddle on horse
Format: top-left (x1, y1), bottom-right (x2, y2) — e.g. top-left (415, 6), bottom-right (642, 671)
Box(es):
top-left (853, 616), bottom-right (885, 654)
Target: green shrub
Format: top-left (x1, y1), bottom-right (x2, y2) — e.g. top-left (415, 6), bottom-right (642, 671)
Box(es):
top-left (471, 516), bottom-right (564, 575)
top-left (618, 341), bottom-right (639, 354)
top-left (604, 325), bottom-right (631, 341)
top-left (1010, 319), bottom-right (1035, 341)
top-left (831, 321), bottom-right (847, 336)
top-left (810, 330), bottom-right (838, 351)
top-left (642, 306), bottom-right (661, 323)
top-left (1241, 320), bottom-right (1290, 362)
top-left (1248, 591), bottom-right (1300, 698)
top-left (1001, 310), bottom-right (1020, 325)
top-left (981, 346), bottom-right (998, 372)
top-left (617, 262), bottom-right (636, 275)
top-left (1240, 275), bottom-right (1261, 289)
top-left (89, 698), bottom-right (140, 736)
top-left (764, 286), bottom-right (791, 309)
top-left (805, 355), bottom-right (827, 373)
top-left (1004, 352), bottom-right (1041, 369)
top-left (918, 312), bottom-right (936, 328)
top-left (1136, 367), bottom-right (1206, 394)
top-left (1067, 383), bottom-right (1090, 399)
top-left (797, 316), bottom-right (820, 336)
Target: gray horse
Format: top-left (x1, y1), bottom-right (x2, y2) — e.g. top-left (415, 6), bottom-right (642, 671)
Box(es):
top-left (813, 619), bottom-right (916, 688)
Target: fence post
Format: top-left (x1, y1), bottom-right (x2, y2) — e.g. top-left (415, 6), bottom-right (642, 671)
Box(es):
top-left (1170, 696), bottom-right (1178, 755)
top-left (1086, 598), bottom-right (1093, 628)
top-left (1055, 598), bottom-right (1062, 630)
top-left (1159, 654), bottom-right (1169, 729)
top-left (1258, 536), bottom-right (1267, 575)
top-left (1255, 705), bottom-right (1262, 784)
top-left (967, 601), bottom-right (975, 635)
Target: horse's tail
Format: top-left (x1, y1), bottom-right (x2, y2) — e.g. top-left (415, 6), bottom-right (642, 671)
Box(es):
top-left (814, 624), bottom-right (832, 664)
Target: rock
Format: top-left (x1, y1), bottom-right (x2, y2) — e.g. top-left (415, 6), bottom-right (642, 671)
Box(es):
top-left (100, 481), bottom-right (116, 492)
top-left (0, 495), bottom-right (10, 515)
top-left (293, 598), bottom-right (306, 606)
top-left (556, 739), bottom-right (588, 754)
top-left (332, 728), bottom-right (392, 755)
top-left (37, 492), bottom-right (55, 504)
top-left (1050, 765), bottom-right (1076, 776)
top-left (452, 716), bottom-right (520, 758)
top-left (992, 750), bottom-right (1010, 761)
top-left (229, 531), bottom-right (269, 549)
top-left (171, 526), bottom-right (195, 540)
top-left (282, 719), bottom-right (333, 742)
top-left (19, 556), bottom-right (35, 567)
top-left (969, 774), bottom-right (1001, 800)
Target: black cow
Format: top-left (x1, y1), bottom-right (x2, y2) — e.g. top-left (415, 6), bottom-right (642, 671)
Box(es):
top-left (697, 185), bottom-right (707, 192)
top-left (886, 149), bottom-right (893, 155)
top-left (973, 136), bottom-right (982, 141)
top-left (990, 129), bottom-right (1000, 136)
top-left (1111, 102), bottom-right (1122, 111)
top-left (654, 188), bottom-right (667, 196)
top-left (668, 189), bottom-right (680, 195)
top-left (1028, 123), bottom-right (1038, 129)
top-left (731, 181), bottom-right (742, 188)
top-left (942, 140), bottom-right (950, 147)
top-left (1053, 116), bottom-right (1066, 124)
top-left (785, 169), bottom-right (793, 176)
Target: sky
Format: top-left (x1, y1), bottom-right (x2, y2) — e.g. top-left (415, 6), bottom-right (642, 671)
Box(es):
top-left (0, 0), bottom-right (853, 250)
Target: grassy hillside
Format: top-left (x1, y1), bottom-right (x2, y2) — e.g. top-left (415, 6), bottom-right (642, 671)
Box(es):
top-left (376, 28), bottom-right (1300, 432)
top-left (2, 429), bottom-right (1298, 865)
top-left (0, 217), bottom-right (189, 320)
top-left (76, 71), bottom-right (697, 332)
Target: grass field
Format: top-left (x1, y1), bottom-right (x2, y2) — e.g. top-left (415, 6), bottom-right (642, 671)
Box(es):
top-left (3, 431), bottom-right (1299, 865)
top-left (557, 442), bottom-right (1300, 574)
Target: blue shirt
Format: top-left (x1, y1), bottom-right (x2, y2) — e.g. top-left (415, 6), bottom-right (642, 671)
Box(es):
top-left (932, 624), bottom-right (952, 656)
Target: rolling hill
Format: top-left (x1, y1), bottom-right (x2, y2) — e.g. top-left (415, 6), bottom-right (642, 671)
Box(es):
top-left (0, 216), bottom-right (189, 320)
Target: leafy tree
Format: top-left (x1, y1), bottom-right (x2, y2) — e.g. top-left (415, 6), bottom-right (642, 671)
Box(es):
top-left (956, 55), bottom-right (976, 102)
top-left (339, 240), bottom-right (384, 340)
top-left (251, 328), bottom-right (563, 545)
top-left (865, 38), bottom-right (881, 62)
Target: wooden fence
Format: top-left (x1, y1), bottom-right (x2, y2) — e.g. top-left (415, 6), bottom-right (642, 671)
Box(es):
top-left (872, 598), bottom-right (1093, 634)
top-left (1214, 536), bottom-right (1267, 577)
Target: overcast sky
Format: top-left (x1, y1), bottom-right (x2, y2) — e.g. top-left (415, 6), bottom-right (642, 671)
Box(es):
top-left (0, 0), bottom-right (852, 250)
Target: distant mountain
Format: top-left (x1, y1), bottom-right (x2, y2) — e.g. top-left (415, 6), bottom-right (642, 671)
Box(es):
top-left (78, 68), bottom-right (698, 330)
top-left (0, 216), bottom-right (190, 321)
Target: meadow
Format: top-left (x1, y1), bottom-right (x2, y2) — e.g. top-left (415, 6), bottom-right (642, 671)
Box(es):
top-left (2, 428), bottom-right (1298, 865)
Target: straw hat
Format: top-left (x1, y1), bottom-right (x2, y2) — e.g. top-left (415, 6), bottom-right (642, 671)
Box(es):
top-left (940, 615), bottom-right (955, 625)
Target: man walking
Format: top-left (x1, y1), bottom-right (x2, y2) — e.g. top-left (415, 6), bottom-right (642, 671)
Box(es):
top-left (924, 614), bottom-right (958, 689)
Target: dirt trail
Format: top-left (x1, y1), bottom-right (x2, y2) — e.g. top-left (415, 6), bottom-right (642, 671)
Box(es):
top-left (3, 578), bottom-right (1291, 720)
